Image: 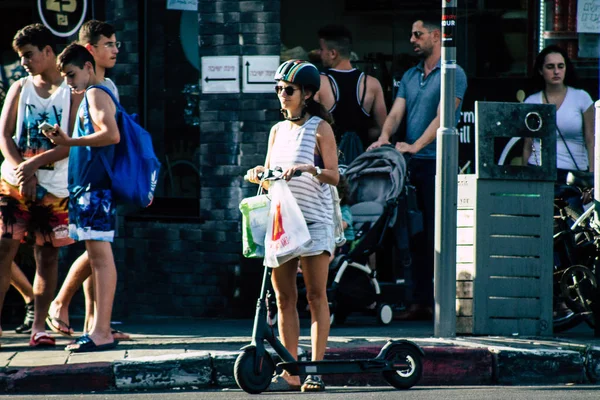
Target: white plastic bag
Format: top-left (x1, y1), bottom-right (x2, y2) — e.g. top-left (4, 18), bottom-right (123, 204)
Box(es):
top-left (264, 180), bottom-right (312, 268)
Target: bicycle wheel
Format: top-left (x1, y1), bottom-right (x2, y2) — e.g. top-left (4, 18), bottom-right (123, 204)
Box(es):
top-left (565, 206), bottom-right (596, 249)
top-left (552, 201), bottom-right (597, 332)
top-left (560, 265), bottom-right (597, 310)
top-left (553, 295), bottom-right (585, 332)
top-left (560, 265), bottom-right (597, 329)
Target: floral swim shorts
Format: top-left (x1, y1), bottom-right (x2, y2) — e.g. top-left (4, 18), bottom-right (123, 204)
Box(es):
top-left (68, 188), bottom-right (116, 242)
top-left (0, 179), bottom-right (72, 247)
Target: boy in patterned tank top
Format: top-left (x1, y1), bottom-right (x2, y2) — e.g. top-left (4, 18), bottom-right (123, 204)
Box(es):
top-left (0, 24), bottom-right (73, 348)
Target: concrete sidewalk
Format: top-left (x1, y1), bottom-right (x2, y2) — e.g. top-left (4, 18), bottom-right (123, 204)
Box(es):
top-left (1, 317), bottom-right (599, 393)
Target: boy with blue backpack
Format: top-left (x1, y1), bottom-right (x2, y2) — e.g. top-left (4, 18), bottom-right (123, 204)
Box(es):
top-left (43, 43), bottom-right (120, 352)
top-left (47, 20), bottom-right (128, 342)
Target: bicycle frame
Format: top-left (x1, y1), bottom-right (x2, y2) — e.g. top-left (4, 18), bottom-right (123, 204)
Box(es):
top-left (570, 204), bottom-right (595, 232)
top-left (552, 195), bottom-right (600, 334)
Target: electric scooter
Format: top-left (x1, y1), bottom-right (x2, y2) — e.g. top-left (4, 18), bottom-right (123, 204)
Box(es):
top-left (235, 169), bottom-right (424, 394)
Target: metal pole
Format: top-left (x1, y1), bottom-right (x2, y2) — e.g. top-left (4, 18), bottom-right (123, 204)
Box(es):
top-left (434, 1), bottom-right (459, 337)
top-left (594, 100), bottom-right (600, 222)
top-left (594, 100), bottom-right (600, 338)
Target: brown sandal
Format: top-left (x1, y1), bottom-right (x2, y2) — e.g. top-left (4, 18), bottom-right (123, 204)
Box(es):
top-left (301, 375), bottom-right (325, 392)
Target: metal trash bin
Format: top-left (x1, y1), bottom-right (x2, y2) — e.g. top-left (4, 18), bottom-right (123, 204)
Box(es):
top-left (456, 101), bottom-right (556, 336)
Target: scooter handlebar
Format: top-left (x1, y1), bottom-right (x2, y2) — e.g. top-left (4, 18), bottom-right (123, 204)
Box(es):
top-left (244, 168), bottom-right (303, 182)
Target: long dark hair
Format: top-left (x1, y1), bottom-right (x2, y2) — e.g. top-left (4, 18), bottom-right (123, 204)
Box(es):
top-left (530, 45), bottom-right (578, 93)
top-left (337, 175), bottom-right (350, 205)
top-left (305, 94), bottom-right (334, 125)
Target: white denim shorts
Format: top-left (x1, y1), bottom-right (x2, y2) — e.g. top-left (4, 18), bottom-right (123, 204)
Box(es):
top-left (299, 222), bottom-right (335, 257)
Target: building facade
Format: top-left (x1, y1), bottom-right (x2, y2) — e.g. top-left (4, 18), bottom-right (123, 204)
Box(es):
top-left (0, 0), bottom-right (598, 322)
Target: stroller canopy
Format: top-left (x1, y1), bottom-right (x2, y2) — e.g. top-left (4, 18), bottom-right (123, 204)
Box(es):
top-left (344, 145), bottom-right (407, 206)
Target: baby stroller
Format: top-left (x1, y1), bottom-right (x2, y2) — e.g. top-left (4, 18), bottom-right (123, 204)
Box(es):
top-left (296, 145), bottom-right (418, 325)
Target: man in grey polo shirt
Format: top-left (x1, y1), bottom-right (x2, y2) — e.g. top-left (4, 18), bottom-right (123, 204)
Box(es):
top-left (369, 13), bottom-right (467, 320)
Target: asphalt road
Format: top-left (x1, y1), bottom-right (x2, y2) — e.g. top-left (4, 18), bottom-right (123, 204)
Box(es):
top-left (7, 386), bottom-right (600, 400)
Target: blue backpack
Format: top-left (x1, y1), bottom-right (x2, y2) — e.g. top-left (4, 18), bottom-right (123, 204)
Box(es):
top-left (86, 85), bottom-right (161, 208)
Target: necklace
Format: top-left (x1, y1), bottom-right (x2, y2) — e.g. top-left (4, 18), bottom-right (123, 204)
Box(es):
top-left (281, 107), bottom-right (307, 122)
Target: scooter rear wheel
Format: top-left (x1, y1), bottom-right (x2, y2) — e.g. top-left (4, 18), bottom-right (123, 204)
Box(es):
top-left (382, 344), bottom-right (423, 389)
top-left (234, 348), bottom-right (275, 394)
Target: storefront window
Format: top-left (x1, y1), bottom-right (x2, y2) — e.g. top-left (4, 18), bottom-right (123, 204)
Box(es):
top-left (539, 0), bottom-right (600, 81)
top-left (281, 0), bottom-right (537, 171)
top-left (143, 6), bottom-right (200, 217)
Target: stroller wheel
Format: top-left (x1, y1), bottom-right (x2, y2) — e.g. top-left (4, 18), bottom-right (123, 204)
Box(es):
top-left (377, 304), bottom-right (393, 325)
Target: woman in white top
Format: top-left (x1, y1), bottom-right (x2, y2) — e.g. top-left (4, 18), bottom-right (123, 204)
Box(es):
top-left (522, 45), bottom-right (595, 183)
top-left (247, 60), bottom-right (338, 392)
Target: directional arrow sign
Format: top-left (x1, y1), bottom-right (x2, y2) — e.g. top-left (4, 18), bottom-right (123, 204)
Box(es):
top-left (244, 61), bottom-right (272, 85)
top-left (242, 56), bottom-right (280, 93)
top-left (205, 76), bottom-right (237, 82)
top-left (201, 56), bottom-right (239, 93)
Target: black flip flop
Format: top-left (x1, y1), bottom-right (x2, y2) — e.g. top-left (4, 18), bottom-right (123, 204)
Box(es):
top-left (66, 335), bottom-right (118, 353)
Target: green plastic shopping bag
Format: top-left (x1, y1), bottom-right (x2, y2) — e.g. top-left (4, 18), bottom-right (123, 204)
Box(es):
top-left (239, 189), bottom-right (271, 258)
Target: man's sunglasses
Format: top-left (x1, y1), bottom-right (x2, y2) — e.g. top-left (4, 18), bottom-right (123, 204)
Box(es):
top-left (275, 86), bottom-right (298, 96)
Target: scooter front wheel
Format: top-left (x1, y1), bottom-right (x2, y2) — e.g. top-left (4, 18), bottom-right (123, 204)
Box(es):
top-left (382, 344), bottom-right (423, 389)
top-left (234, 348), bottom-right (275, 394)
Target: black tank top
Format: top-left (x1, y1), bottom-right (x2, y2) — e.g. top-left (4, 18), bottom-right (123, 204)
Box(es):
top-left (323, 68), bottom-right (372, 149)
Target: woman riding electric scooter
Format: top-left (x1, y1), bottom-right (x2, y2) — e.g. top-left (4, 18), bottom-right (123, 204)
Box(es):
top-left (245, 59), bottom-right (339, 392)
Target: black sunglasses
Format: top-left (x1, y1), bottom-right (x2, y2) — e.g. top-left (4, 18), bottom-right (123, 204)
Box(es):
top-left (275, 86), bottom-right (298, 96)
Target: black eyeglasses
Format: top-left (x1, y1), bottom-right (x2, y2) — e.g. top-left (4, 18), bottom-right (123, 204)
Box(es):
top-left (93, 41), bottom-right (121, 49)
top-left (275, 86), bottom-right (297, 96)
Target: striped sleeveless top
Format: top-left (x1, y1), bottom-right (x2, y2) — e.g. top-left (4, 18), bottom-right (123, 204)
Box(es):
top-left (269, 116), bottom-right (333, 225)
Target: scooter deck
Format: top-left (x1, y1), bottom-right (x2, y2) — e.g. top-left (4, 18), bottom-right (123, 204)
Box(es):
top-left (278, 358), bottom-right (410, 375)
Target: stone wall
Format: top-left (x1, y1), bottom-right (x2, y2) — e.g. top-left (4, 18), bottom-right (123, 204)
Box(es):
top-left (197, 0), bottom-right (281, 317)
top-left (105, 0), bottom-right (141, 113)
